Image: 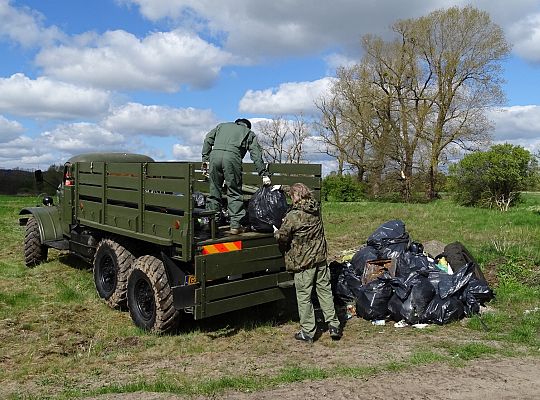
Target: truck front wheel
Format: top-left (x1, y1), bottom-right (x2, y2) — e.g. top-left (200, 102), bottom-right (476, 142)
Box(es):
top-left (127, 255), bottom-right (179, 334)
top-left (24, 217), bottom-right (48, 267)
top-left (93, 239), bottom-right (135, 310)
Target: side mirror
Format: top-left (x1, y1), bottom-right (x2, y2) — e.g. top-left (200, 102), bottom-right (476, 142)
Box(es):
top-left (34, 170), bottom-right (44, 184)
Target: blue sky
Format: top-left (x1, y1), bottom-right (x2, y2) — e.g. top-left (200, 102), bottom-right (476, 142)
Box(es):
top-left (0, 0), bottom-right (539, 173)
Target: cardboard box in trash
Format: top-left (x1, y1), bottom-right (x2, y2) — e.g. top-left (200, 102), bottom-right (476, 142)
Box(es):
top-left (361, 258), bottom-right (397, 285)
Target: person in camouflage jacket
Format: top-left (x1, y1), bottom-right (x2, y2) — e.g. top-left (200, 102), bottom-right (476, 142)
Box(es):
top-left (274, 183), bottom-right (342, 343)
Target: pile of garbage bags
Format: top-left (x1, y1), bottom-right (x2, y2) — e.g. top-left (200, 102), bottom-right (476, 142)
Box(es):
top-left (330, 220), bottom-right (494, 326)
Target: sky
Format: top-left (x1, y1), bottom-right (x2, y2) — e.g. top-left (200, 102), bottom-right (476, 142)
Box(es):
top-left (0, 0), bottom-right (539, 173)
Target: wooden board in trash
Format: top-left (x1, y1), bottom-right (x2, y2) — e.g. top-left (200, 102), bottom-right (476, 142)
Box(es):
top-left (362, 258), bottom-right (396, 285)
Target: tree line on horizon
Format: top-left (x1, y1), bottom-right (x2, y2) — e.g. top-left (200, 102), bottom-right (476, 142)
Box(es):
top-left (0, 165), bottom-right (62, 196)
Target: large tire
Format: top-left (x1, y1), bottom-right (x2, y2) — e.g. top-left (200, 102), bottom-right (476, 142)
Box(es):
top-left (93, 239), bottom-right (135, 310)
top-left (24, 217), bottom-right (48, 267)
top-left (127, 255), bottom-right (179, 334)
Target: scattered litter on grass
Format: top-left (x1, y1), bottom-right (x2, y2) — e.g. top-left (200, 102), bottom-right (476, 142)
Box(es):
top-left (394, 320), bottom-right (408, 328)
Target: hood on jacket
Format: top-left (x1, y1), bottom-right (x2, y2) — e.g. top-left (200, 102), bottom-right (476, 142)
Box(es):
top-left (293, 198), bottom-right (320, 215)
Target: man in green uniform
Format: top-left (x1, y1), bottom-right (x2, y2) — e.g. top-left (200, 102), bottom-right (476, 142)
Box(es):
top-left (274, 183), bottom-right (342, 343)
top-left (202, 118), bottom-right (270, 234)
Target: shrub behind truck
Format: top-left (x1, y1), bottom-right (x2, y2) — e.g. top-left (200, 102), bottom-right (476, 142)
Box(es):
top-left (19, 153), bottom-right (322, 333)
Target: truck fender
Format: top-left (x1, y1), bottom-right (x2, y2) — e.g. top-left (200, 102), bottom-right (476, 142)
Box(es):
top-left (19, 206), bottom-right (64, 244)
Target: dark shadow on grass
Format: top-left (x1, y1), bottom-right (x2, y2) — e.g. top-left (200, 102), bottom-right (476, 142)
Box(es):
top-left (57, 253), bottom-right (92, 271)
top-left (174, 288), bottom-right (300, 336)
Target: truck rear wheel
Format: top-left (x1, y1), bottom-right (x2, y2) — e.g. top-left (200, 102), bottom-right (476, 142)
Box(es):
top-left (24, 217), bottom-right (48, 267)
top-left (93, 239), bottom-right (135, 310)
top-left (127, 255), bottom-right (179, 334)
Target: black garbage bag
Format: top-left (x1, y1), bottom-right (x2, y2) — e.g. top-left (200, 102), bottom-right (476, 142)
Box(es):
top-left (442, 242), bottom-right (487, 283)
top-left (463, 278), bottom-right (495, 305)
top-left (395, 252), bottom-right (438, 278)
top-left (461, 291), bottom-right (481, 317)
top-left (460, 277), bottom-right (495, 316)
top-left (248, 186), bottom-right (288, 232)
top-left (329, 261), bottom-right (359, 305)
top-left (388, 271), bottom-right (436, 324)
top-left (367, 220), bottom-right (410, 259)
top-left (423, 295), bottom-right (465, 325)
top-left (350, 246), bottom-right (379, 277)
top-left (438, 262), bottom-right (475, 299)
top-left (424, 269), bottom-right (453, 295)
top-left (355, 274), bottom-right (393, 321)
top-left (343, 265), bottom-right (365, 299)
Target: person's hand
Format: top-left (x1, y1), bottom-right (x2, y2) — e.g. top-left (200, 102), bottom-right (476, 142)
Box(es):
top-left (262, 175), bottom-right (271, 186)
top-left (271, 185), bottom-right (281, 192)
top-left (272, 225), bottom-right (278, 232)
top-left (201, 162), bottom-right (209, 178)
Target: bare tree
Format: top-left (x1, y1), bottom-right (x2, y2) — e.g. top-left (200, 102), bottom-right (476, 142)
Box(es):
top-left (314, 93), bottom-right (349, 176)
top-left (257, 115), bottom-right (310, 163)
top-left (257, 117), bottom-right (288, 163)
top-left (287, 115), bottom-right (310, 163)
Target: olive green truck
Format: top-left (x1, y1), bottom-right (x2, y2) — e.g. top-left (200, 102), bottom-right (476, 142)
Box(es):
top-left (19, 153), bottom-right (321, 333)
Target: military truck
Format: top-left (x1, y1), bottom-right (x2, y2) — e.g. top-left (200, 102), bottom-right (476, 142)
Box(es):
top-left (19, 153), bottom-right (321, 333)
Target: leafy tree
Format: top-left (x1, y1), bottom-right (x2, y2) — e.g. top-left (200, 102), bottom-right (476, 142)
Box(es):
top-left (413, 6), bottom-right (510, 199)
top-left (448, 144), bottom-right (534, 211)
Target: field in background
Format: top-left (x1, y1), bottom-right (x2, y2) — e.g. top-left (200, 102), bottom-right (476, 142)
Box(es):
top-left (0, 194), bottom-right (539, 399)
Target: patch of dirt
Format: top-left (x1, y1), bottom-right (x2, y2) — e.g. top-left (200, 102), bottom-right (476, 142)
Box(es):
top-left (221, 356), bottom-right (540, 400)
top-left (86, 356), bottom-right (540, 400)
top-left (482, 258), bottom-right (502, 287)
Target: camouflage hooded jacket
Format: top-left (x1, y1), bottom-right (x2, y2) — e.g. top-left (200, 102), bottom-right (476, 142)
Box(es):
top-left (274, 198), bottom-right (327, 273)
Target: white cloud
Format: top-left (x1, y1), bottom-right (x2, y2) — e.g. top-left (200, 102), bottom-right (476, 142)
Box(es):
top-left (239, 77), bottom-right (335, 115)
top-left (172, 143), bottom-right (200, 160)
top-left (0, 114), bottom-right (24, 142)
top-left (0, 74), bottom-right (110, 119)
top-left (0, 136), bottom-right (36, 159)
top-left (324, 53), bottom-right (359, 72)
top-left (507, 13), bottom-right (540, 64)
top-left (0, 0), bottom-right (64, 47)
top-left (41, 123), bottom-right (126, 153)
top-left (489, 105), bottom-right (540, 140)
top-left (103, 102), bottom-right (216, 142)
top-left (120, 0), bottom-right (445, 58)
top-left (119, 0), bottom-right (540, 63)
top-left (489, 105), bottom-right (540, 154)
top-left (36, 29), bottom-right (238, 92)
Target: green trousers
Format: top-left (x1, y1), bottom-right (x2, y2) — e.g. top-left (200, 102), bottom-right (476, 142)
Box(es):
top-left (208, 150), bottom-right (244, 229)
top-left (294, 262), bottom-right (339, 336)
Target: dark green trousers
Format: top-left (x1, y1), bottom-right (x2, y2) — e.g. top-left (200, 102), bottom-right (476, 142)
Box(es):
top-left (294, 262), bottom-right (339, 336)
top-left (208, 150), bottom-right (244, 229)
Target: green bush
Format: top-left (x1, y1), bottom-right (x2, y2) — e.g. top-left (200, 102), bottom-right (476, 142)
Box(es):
top-left (448, 144), bottom-right (534, 210)
top-left (322, 174), bottom-right (366, 202)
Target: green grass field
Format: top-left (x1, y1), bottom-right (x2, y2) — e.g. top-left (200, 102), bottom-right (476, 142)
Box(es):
top-left (0, 194), bottom-right (539, 399)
